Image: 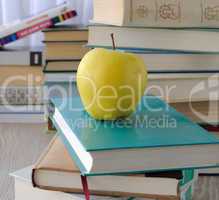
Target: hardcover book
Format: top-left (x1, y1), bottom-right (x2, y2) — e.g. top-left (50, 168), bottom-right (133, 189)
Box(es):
top-left (170, 101), bottom-right (219, 125)
top-left (49, 96), bottom-right (219, 175)
top-left (43, 26), bottom-right (88, 42)
top-left (0, 48), bottom-right (42, 66)
top-left (45, 72), bottom-right (219, 103)
top-left (0, 2), bottom-right (77, 46)
top-left (129, 51), bottom-right (219, 73)
top-left (147, 73), bottom-right (219, 103)
top-left (43, 60), bottom-right (80, 73)
top-left (93, 0), bottom-right (219, 28)
top-left (44, 41), bottom-right (89, 60)
top-left (12, 166), bottom-right (149, 200)
top-left (88, 25), bottom-right (219, 53)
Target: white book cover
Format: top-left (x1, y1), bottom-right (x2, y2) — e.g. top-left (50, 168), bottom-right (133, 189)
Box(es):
top-left (0, 2), bottom-right (76, 46)
top-left (0, 48), bottom-right (42, 65)
top-left (11, 166), bottom-right (195, 200)
top-left (93, 0), bottom-right (219, 28)
top-left (88, 25), bottom-right (219, 53)
top-left (11, 166), bottom-right (154, 200)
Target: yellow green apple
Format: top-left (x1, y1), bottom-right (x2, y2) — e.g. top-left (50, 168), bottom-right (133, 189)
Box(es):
top-left (77, 48), bottom-right (147, 120)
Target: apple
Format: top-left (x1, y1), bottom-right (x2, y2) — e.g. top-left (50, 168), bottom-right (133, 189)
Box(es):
top-left (77, 48), bottom-right (147, 120)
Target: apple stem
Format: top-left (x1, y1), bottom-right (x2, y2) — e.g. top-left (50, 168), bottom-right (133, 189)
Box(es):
top-left (110, 33), bottom-right (116, 50)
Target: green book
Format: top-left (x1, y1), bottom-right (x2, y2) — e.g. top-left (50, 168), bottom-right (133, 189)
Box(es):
top-left (50, 96), bottom-right (219, 176)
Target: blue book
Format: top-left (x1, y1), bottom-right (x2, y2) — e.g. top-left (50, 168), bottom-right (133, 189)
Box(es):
top-left (50, 96), bottom-right (219, 176)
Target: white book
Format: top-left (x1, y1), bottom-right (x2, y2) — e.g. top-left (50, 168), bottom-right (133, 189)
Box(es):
top-left (0, 2), bottom-right (76, 46)
top-left (0, 113), bottom-right (45, 123)
top-left (44, 72), bottom-right (76, 82)
top-left (135, 52), bottom-right (219, 72)
top-left (44, 51), bottom-right (219, 73)
top-left (11, 166), bottom-right (195, 200)
top-left (93, 0), bottom-right (219, 28)
top-left (11, 166), bottom-right (155, 200)
top-left (0, 49), bottom-right (42, 65)
top-left (88, 25), bottom-right (219, 53)
top-left (0, 104), bottom-right (45, 123)
top-left (199, 167), bottom-right (219, 174)
top-left (0, 105), bottom-right (44, 113)
top-left (147, 73), bottom-right (219, 102)
top-left (44, 72), bottom-right (219, 103)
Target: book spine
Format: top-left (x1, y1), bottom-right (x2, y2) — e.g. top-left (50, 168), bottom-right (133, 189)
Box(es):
top-left (0, 4), bottom-right (77, 46)
top-left (124, 0), bottom-right (219, 27)
top-left (0, 3), bottom-right (70, 37)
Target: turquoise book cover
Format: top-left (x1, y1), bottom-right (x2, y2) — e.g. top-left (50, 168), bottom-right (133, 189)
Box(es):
top-left (49, 96), bottom-right (219, 175)
top-left (50, 96), bottom-right (219, 151)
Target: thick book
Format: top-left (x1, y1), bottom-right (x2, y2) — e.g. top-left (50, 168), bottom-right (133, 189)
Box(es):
top-left (0, 48), bottom-right (42, 66)
top-left (43, 26), bottom-right (88, 42)
top-left (43, 72), bottom-right (76, 82)
top-left (93, 0), bottom-right (219, 28)
top-left (170, 101), bottom-right (219, 125)
top-left (0, 2), bottom-right (77, 46)
top-left (0, 65), bottom-right (43, 86)
top-left (88, 25), bottom-right (219, 53)
top-left (12, 167), bottom-right (147, 200)
top-left (43, 60), bottom-right (80, 73)
top-left (44, 72), bottom-right (219, 102)
top-left (32, 135), bottom-right (186, 199)
top-left (86, 48), bottom-right (219, 73)
top-left (125, 51), bottom-right (219, 73)
top-left (12, 166), bottom-right (195, 200)
top-left (0, 105), bottom-right (44, 123)
top-left (44, 41), bottom-right (89, 60)
top-left (147, 73), bottom-right (219, 103)
top-left (0, 85), bottom-right (43, 106)
top-left (49, 96), bottom-right (219, 175)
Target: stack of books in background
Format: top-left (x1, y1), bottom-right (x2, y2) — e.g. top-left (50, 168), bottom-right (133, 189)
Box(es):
top-left (42, 26), bottom-right (88, 103)
top-left (90, 0), bottom-right (219, 129)
top-left (43, 26), bottom-right (88, 82)
top-left (0, 2), bottom-right (77, 122)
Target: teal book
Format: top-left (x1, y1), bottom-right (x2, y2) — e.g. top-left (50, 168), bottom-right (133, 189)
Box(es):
top-left (49, 96), bottom-right (219, 176)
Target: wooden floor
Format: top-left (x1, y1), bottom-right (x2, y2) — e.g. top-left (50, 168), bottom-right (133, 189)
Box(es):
top-left (0, 123), bottom-right (218, 200)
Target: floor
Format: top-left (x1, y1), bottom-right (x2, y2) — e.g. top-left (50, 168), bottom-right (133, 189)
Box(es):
top-left (0, 123), bottom-right (53, 200)
top-left (0, 123), bottom-right (218, 200)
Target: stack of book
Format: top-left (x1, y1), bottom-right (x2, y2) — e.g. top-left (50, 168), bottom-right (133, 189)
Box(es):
top-left (0, 47), bottom-right (44, 122)
top-left (0, 2), bottom-right (78, 121)
top-left (43, 26), bottom-right (88, 82)
top-left (24, 95), bottom-right (219, 200)
top-left (12, 1), bottom-right (219, 199)
top-left (90, 0), bottom-right (219, 127)
top-left (12, 166), bottom-right (196, 200)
